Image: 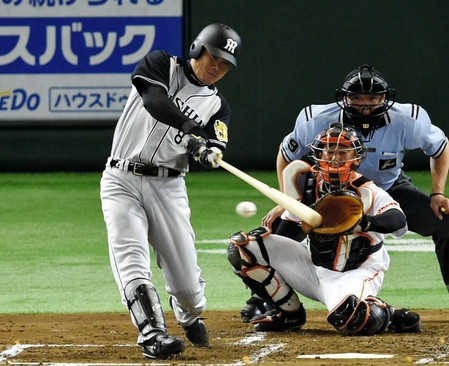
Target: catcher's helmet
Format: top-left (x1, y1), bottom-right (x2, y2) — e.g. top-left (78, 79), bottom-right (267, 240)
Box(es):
top-left (310, 123), bottom-right (366, 189)
top-left (335, 64), bottom-right (396, 132)
top-left (189, 23), bottom-right (242, 67)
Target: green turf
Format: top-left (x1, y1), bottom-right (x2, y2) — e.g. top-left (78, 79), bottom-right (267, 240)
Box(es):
top-left (0, 170), bottom-right (446, 314)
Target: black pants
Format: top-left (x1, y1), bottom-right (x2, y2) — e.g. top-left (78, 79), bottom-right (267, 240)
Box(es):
top-left (387, 172), bottom-right (449, 292)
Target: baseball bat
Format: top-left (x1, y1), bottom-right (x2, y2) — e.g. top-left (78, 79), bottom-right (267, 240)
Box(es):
top-left (217, 158), bottom-right (323, 228)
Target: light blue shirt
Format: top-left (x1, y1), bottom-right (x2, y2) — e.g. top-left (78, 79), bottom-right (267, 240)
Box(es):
top-left (281, 102), bottom-right (447, 190)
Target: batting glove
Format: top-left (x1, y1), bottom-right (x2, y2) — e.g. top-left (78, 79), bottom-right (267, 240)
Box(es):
top-left (185, 134), bottom-right (208, 161)
top-left (198, 147), bottom-right (223, 169)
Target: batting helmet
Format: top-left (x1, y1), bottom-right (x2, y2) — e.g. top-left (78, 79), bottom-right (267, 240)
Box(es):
top-left (335, 64), bottom-right (396, 132)
top-left (310, 123), bottom-right (366, 190)
top-left (189, 23), bottom-right (242, 67)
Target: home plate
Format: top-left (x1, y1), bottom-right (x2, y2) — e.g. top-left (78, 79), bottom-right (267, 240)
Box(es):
top-left (297, 352), bottom-right (394, 359)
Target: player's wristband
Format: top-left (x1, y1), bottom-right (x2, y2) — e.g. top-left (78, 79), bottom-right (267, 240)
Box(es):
top-left (430, 193), bottom-right (445, 198)
top-left (359, 215), bottom-right (371, 232)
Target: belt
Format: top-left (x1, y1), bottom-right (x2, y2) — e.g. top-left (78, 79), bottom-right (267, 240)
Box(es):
top-left (110, 159), bottom-right (180, 177)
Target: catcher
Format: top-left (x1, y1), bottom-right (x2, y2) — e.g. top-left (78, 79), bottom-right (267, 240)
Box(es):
top-left (227, 124), bottom-right (422, 335)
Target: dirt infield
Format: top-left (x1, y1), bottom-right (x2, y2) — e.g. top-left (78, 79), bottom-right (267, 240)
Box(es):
top-left (1, 310), bottom-right (448, 365)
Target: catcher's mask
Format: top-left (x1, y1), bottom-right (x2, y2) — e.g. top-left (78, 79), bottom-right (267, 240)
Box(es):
top-left (335, 64), bottom-right (395, 133)
top-left (189, 23), bottom-right (242, 67)
top-left (310, 124), bottom-right (366, 190)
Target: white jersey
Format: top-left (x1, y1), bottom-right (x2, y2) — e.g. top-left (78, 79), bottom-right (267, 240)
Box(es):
top-left (309, 174), bottom-right (406, 272)
top-left (242, 176), bottom-right (406, 310)
top-left (281, 102), bottom-right (447, 190)
top-left (109, 50), bottom-right (230, 173)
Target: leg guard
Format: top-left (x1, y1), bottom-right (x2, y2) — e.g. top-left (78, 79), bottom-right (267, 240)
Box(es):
top-left (240, 276), bottom-right (277, 310)
top-left (227, 227), bottom-right (300, 312)
top-left (244, 266), bottom-right (301, 312)
top-left (228, 228), bottom-right (305, 331)
top-left (363, 296), bottom-right (391, 335)
top-left (327, 294), bottom-right (390, 335)
top-left (228, 228), bottom-right (276, 304)
top-left (228, 235), bottom-right (277, 322)
top-left (124, 279), bottom-right (167, 339)
top-left (228, 227), bottom-right (270, 271)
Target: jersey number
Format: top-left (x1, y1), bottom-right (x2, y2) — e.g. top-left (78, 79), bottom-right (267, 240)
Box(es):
top-left (174, 130), bottom-right (185, 145)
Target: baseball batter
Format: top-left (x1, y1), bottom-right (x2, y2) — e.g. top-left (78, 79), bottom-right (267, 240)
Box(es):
top-left (228, 125), bottom-right (422, 335)
top-left (100, 24), bottom-right (242, 360)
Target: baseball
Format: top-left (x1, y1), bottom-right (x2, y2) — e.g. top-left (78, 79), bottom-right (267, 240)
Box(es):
top-left (236, 201), bottom-right (257, 218)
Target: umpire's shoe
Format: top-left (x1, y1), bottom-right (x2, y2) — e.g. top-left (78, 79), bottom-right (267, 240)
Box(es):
top-left (250, 304), bottom-right (307, 332)
top-left (183, 318), bottom-right (210, 347)
top-left (388, 307), bottom-right (422, 333)
top-left (241, 294), bottom-right (275, 323)
top-left (141, 331), bottom-right (185, 359)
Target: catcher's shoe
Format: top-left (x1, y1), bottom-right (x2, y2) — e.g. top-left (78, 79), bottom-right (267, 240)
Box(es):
top-left (183, 318), bottom-right (210, 347)
top-left (388, 307), bottom-right (422, 333)
top-left (250, 304), bottom-right (307, 332)
top-left (241, 295), bottom-right (275, 323)
top-left (141, 331), bottom-right (185, 359)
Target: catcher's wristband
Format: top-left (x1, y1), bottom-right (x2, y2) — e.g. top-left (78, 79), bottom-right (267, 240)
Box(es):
top-left (430, 192), bottom-right (445, 198)
top-left (359, 215), bottom-right (372, 232)
top-left (363, 221), bottom-right (372, 232)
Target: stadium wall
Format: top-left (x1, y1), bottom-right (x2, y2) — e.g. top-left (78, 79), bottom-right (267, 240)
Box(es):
top-left (1, 0), bottom-right (447, 172)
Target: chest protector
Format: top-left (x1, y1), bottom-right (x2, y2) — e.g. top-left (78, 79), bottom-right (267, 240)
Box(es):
top-left (307, 176), bottom-right (382, 271)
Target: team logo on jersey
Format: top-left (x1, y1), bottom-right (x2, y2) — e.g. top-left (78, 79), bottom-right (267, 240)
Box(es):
top-left (214, 120), bottom-right (228, 142)
top-left (224, 38), bottom-right (238, 54)
top-left (378, 158), bottom-right (397, 170)
top-left (287, 138), bottom-right (299, 153)
top-left (376, 201), bottom-right (400, 214)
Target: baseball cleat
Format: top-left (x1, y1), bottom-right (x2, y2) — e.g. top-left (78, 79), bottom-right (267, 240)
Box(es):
top-left (241, 295), bottom-right (276, 323)
top-left (183, 318), bottom-right (210, 347)
top-left (241, 295), bottom-right (267, 323)
top-left (388, 307), bottom-right (422, 333)
top-left (251, 304), bottom-right (307, 332)
top-left (141, 331), bottom-right (185, 359)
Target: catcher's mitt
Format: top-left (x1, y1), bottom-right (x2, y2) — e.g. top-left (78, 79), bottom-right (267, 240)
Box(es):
top-left (302, 190), bottom-right (364, 238)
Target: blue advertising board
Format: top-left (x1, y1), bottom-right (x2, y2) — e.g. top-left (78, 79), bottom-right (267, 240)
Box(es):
top-left (0, 0), bottom-right (183, 121)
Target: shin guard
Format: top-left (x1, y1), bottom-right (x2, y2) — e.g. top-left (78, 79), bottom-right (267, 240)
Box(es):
top-left (125, 280), bottom-right (167, 338)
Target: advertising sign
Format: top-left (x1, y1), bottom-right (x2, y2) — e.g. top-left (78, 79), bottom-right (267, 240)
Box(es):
top-left (0, 0), bottom-right (183, 121)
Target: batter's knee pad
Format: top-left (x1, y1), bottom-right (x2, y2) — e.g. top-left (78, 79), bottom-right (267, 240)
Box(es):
top-left (327, 294), bottom-right (390, 336)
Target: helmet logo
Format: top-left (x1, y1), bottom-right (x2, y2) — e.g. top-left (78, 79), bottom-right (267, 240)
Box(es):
top-left (224, 38), bottom-right (238, 54)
